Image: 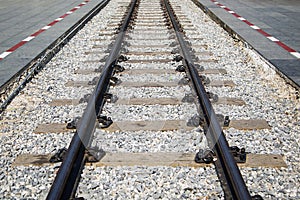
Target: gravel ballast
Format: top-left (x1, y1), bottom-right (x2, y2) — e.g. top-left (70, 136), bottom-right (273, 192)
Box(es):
top-left (0, 0), bottom-right (298, 199)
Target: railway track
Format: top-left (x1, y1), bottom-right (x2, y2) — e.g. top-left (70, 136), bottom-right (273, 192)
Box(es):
top-left (0, 0), bottom-right (299, 199)
top-left (46, 0), bottom-right (254, 198)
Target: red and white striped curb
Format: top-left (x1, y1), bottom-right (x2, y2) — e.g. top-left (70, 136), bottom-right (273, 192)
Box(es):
top-left (0, 0), bottom-right (90, 61)
top-left (210, 0), bottom-right (300, 59)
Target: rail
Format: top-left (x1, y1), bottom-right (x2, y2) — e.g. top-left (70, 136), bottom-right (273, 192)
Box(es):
top-left (46, 0), bottom-right (138, 199)
top-left (162, 0), bottom-right (252, 199)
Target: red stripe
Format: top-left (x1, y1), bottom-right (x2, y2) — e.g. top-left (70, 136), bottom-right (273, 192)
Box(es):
top-left (31, 29), bottom-right (46, 37)
top-left (232, 13), bottom-right (241, 18)
top-left (243, 20), bottom-right (253, 26)
top-left (256, 29), bottom-right (270, 37)
top-left (209, 0), bottom-right (299, 58)
top-left (60, 14), bottom-right (69, 18)
top-left (7, 41), bottom-right (27, 52)
top-left (275, 41), bottom-right (296, 52)
top-left (70, 8), bottom-right (78, 12)
top-left (48, 20), bottom-right (58, 27)
top-left (0, 0), bottom-right (90, 61)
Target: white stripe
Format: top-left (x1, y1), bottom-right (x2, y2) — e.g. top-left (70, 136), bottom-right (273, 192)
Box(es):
top-left (238, 17), bottom-right (246, 21)
top-left (66, 11), bottom-right (73, 14)
top-left (55, 17), bottom-right (63, 21)
top-left (250, 25), bottom-right (260, 30)
top-left (214, 2), bottom-right (219, 4)
top-left (220, 5), bottom-right (226, 8)
top-left (0, 52), bottom-right (12, 59)
top-left (290, 52), bottom-right (300, 59)
top-left (267, 36), bottom-right (279, 42)
top-left (81, 2), bottom-right (87, 4)
top-left (75, 6), bottom-right (80, 9)
top-left (22, 36), bottom-right (35, 42)
top-left (228, 11), bottom-right (235, 13)
top-left (42, 26), bottom-right (51, 30)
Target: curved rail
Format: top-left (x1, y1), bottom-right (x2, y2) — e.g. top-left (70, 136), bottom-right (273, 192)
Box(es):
top-left (46, 0), bottom-right (138, 199)
top-left (162, 0), bottom-right (251, 199)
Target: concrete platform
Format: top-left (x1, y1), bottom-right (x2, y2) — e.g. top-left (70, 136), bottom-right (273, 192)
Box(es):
top-left (193, 0), bottom-right (300, 89)
top-left (0, 0), bottom-right (107, 88)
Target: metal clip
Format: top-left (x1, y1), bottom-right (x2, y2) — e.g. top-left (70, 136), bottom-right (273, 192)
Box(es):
top-left (121, 47), bottom-right (129, 54)
top-left (194, 149), bottom-right (215, 164)
top-left (66, 117), bottom-right (81, 129)
top-left (88, 77), bottom-right (99, 85)
top-left (169, 41), bottom-right (178, 47)
top-left (185, 40), bottom-right (192, 46)
top-left (122, 41), bottom-right (131, 47)
top-left (118, 55), bottom-right (129, 62)
top-left (97, 115), bottom-right (113, 128)
top-left (182, 93), bottom-right (194, 103)
top-left (224, 116), bottom-right (230, 127)
top-left (169, 35), bottom-right (176, 39)
top-left (104, 93), bottom-right (118, 103)
top-left (191, 54), bottom-right (199, 62)
top-left (216, 114), bottom-right (225, 124)
top-left (49, 148), bottom-right (68, 163)
top-left (100, 55), bottom-right (109, 62)
top-left (171, 48), bottom-right (180, 54)
top-left (104, 48), bottom-right (111, 53)
top-left (178, 76), bottom-right (189, 85)
top-left (110, 77), bottom-right (121, 86)
top-left (194, 64), bottom-right (204, 72)
top-left (187, 114), bottom-right (205, 127)
top-left (199, 75), bottom-right (210, 85)
top-left (175, 65), bottom-right (185, 72)
top-left (173, 55), bottom-right (183, 62)
top-left (207, 92), bottom-right (218, 103)
top-left (94, 65), bottom-right (103, 73)
top-left (229, 146), bottom-right (247, 163)
top-left (79, 94), bottom-right (91, 103)
top-left (85, 147), bottom-right (106, 163)
top-left (114, 65), bottom-right (125, 73)
top-left (195, 146), bottom-right (247, 164)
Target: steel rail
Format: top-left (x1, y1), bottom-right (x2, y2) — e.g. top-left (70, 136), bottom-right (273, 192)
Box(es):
top-left (162, 0), bottom-right (251, 199)
top-left (46, 0), bottom-right (138, 199)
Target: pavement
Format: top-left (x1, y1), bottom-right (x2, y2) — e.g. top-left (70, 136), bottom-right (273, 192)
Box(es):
top-left (193, 0), bottom-right (300, 89)
top-left (0, 0), bottom-right (106, 88)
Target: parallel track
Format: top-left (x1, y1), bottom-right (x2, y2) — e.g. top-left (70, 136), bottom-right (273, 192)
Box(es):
top-left (47, 0), bottom-right (257, 199)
